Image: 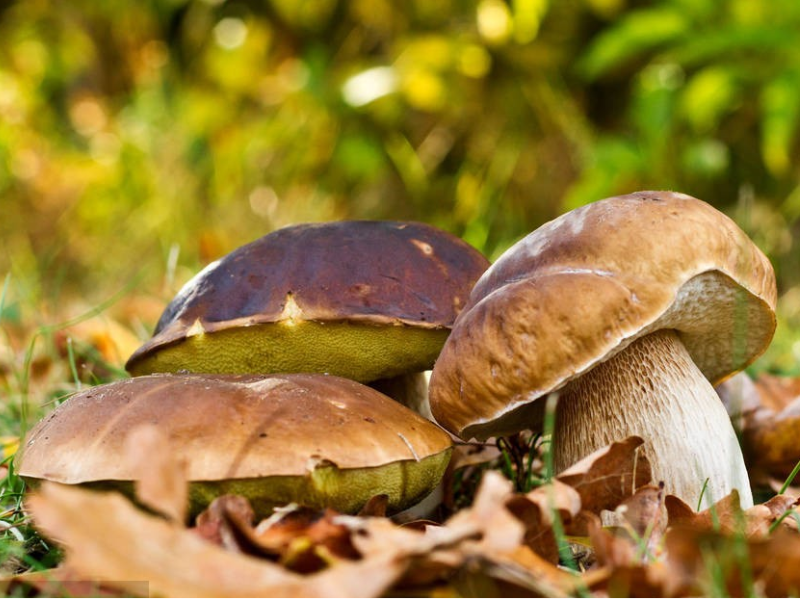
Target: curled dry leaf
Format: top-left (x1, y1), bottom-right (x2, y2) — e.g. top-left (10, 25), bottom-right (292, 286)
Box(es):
top-left (758, 494), bottom-right (800, 533)
top-left (452, 544), bottom-right (581, 598)
top-left (124, 424), bottom-right (188, 524)
top-left (719, 371), bottom-right (800, 482)
top-left (667, 490), bottom-right (800, 538)
top-left (557, 436), bottom-right (652, 533)
top-left (448, 472), bottom-right (582, 595)
top-left (357, 494), bottom-right (388, 517)
top-left (584, 511), bottom-right (672, 598)
top-left (343, 470), bottom-right (581, 596)
top-left (448, 441), bottom-right (503, 472)
top-left (605, 483), bottom-right (666, 563)
top-left (441, 439), bottom-right (503, 511)
top-left (27, 483), bottom-right (405, 598)
top-left (615, 484), bottom-right (665, 539)
top-left (192, 495), bottom-right (255, 553)
top-left (0, 565), bottom-right (146, 598)
top-left (666, 490), bottom-right (745, 536)
top-left (453, 470), bottom-right (524, 555)
top-left (192, 496), bottom-right (364, 573)
top-left (505, 480), bottom-right (581, 563)
top-left (744, 398), bottom-right (800, 481)
top-left (665, 526), bottom-right (800, 597)
top-left (255, 508), bottom-right (361, 573)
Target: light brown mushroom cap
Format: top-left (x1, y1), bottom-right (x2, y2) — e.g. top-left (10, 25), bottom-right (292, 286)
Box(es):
top-left (430, 191), bottom-right (777, 440)
top-left (18, 373), bottom-right (453, 515)
top-left (125, 221), bottom-right (489, 381)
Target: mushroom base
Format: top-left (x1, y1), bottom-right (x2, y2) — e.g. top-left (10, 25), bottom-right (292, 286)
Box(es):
top-left (554, 329), bottom-right (753, 510)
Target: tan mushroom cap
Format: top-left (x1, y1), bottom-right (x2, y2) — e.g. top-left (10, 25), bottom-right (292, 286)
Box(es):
top-left (18, 373), bottom-right (453, 515)
top-left (430, 191), bottom-right (777, 440)
top-left (125, 221), bottom-right (489, 381)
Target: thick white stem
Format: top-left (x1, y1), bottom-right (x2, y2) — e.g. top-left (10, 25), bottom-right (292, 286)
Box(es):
top-left (554, 330), bottom-right (753, 509)
top-left (369, 372), bottom-right (432, 421)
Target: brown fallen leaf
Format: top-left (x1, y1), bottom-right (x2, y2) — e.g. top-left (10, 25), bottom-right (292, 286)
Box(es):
top-left (450, 544), bottom-right (581, 598)
top-left (587, 512), bottom-right (638, 568)
top-left (557, 436), bottom-right (652, 533)
top-left (124, 424), bottom-right (188, 524)
top-left (667, 490), bottom-right (800, 539)
top-left (506, 479), bottom-right (581, 563)
top-left (0, 565), bottom-right (146, 598)
top-left (744, 398), bottom-right (800, 482)
top-left (357, 494), bottom-right (388, 517)
top-left (445, 472), bottom-right (583, 595)
top-left (584, 562), bottom-right (671, 598)
top-left (193, 494), bottom-right (255, 552)
top-left (583, 512), bottom-right (672, 597)
top-left (665, 490), bottom-right (746, 535)
top-left (665, 525), bottom-right (800, 597)
top-left (616, 484), bottom-right (665, 538)
top-left (341, 471), bottom-right (582, 596)
top-left (753, 372), bottom-right (800, 413)
top-left (757, 493), bottom-right (800, 533)
top-left (445, 470), bottom-right (523, 554)
top-left (254, 507), bottom-right (361, 573)
top-left (442, 439), bottom-right (503, 511)
top-left (28, 482), bottom-right (405, 598)
top-left (719, 371), bottom-right (800, 483)
top-left (60, 314), bottom-right (143, 370)
top-left (606, 483), bottom-right (666, 562)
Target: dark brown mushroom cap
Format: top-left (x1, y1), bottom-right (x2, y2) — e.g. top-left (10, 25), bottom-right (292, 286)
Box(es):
top-left (125, 221), bottom-right (489, 379)
top-left (430, 191), bottom-right (777, 440)
top-left (18, 373), bottom-right (454, 514)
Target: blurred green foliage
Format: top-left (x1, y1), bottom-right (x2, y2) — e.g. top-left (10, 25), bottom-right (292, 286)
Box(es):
top-left (2, 0), bottom-right (800, 368)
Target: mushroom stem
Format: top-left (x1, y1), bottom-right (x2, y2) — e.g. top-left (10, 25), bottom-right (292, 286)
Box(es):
top-left (553, 329), bottom-right (753, 509)
top-left (370, 372), bottom-right (433, 421)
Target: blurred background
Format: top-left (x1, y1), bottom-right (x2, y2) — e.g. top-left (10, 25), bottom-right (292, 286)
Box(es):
top-left (2, 0), bottom-right (800, 393)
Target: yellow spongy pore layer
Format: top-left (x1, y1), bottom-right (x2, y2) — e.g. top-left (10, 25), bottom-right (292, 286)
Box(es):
top-left (23, 448), bottom-right (453, 519)
top-left (128, 321), bottom-right (450, 382)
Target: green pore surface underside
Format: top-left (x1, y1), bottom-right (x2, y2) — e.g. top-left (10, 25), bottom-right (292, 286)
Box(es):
top-left (130, 321), bottom-right (450, 381)
top-left (23, 448), bottom-right (453, 519)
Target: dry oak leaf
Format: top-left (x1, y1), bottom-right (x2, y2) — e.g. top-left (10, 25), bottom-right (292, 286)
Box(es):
top-left (665, 526), bottom-right (800, 597)
top-left (583, 512), bottom-right (673, 598)
top-left (28, 482), bottom-right (404, 598)
top-left (193, 496), bottom-right (361, 573)
top-left (557, 436), bottom-right (652, 534)
top-left (448, 471), bottom-right (582, 596)
top-left (0, 565), bottom-right (146, 598)
top-left (192, 494), bottom-right (256, 553)
top-left (345, 471), bottom-right (581, 597)
top-left (124, 424), bottom-right (188, 524)
top-left (505, 479), bottom-right (581, 563)
top-left (667, 489), bottom-right (800, 538)
top-left (603, 483), bottom-right (667, 563)
top-left (719, 371), bottom-right (800, 482)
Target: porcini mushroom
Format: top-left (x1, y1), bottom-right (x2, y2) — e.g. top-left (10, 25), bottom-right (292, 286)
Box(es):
top-left (125, 221), bottom-right (489, 417)
top-left (429, 191), bottom-right (777, 509)
top-left (18, 373), bottom-right (453, 517)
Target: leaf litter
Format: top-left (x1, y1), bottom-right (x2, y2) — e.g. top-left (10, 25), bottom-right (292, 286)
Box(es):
top-left (16, 426), bottom-right (800, 597)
